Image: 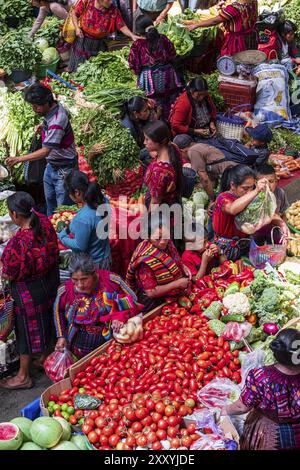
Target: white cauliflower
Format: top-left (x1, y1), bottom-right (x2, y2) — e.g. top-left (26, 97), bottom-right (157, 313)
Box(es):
top-left (222, 293), bottom-right (251, 316)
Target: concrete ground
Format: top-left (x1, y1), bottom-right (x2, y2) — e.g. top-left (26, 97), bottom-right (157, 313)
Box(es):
top-left (0, 366), bottom-right (52, 421)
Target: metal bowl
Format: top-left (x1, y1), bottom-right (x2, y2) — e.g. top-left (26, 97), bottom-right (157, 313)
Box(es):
top-left (233, 50), bottom-right (267, 65)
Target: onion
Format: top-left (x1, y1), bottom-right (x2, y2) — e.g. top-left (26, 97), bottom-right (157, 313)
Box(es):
top-left (262, 323), bottom-right (279, 335)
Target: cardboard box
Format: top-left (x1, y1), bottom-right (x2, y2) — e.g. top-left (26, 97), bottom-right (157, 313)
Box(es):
top-left (40, 378), bottom-right (72, 416)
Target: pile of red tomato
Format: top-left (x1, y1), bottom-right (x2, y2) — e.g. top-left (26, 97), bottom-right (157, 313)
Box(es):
top-left (47, 304), bottom-right (241, 449)
top-left (82, 394), bottom-right (201, 450)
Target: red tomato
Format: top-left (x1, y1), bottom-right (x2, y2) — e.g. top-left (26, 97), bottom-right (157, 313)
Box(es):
top-left (187, 423), bottom-right (197, 434)
top-left (156, 429), bottom-right (167, 440)
top-left (151, 412), bottom-right (162, 423)
top-left (157, 419), bottom-right (168, 430)
top-left (168, 415), bottom-right (179, 427)
top-left (88, 431), bottom-right (99, 444)
top-left (181, 435), bottom-right (192, 448)
top-left (136, 435), bottom-right (147, 447)
top-left (99, 435), bottom-right (109, 445)
top-left (152, 441), bottom-right (162, 450)
top-left (170, 437), bottom-right (181, 449)
top-left (155, 401), bottom-right (165, 414)
top-left (135, 407), bottom-right (148, 421)
top-left (109, 434), bottom-right (120, 448)
top-left (82, 424), bottom-right (93, 435)
top-left (126, 436), bottom-right (136, 447)
top-left (164, 405), bottom-right (175, 417)
top-left (167, 426), bottom-right (179, 438)
top-left (102, 425), bottom-right (114, 437)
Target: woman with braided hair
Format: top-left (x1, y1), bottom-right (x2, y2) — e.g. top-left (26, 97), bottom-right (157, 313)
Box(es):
top-left (222, 328), bottom-right (300, 450)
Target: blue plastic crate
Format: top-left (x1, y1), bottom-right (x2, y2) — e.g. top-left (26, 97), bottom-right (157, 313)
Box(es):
top-left (20, 397), bottom-right (42, 420)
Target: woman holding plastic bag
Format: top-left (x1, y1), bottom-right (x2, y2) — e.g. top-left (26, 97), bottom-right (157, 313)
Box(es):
top-left (54, 253), bottom-right (143, 359)
top-left (221, 329), bottom-right (300, 450)
top-left (212, 165), bottom-right (270, 261)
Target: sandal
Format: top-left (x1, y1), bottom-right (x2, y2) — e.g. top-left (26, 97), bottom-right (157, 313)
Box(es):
top-left (0, 378), bottom-right (33, 390)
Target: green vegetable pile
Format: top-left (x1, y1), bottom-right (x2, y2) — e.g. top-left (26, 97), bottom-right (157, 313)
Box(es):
top-left (157, 16), bottom-right (194, 56)
top-left (0, 90), bottom-right (37, 157)
top-left (0, 0), bottom-right (31, 24)
top-left (72, 107), bottom-right (140, 188)
top-left (177, 8), bottom-right (219, 46)
top-left (64, 48), bottom-right (143, 116)
top-left (35, 17), bottom-right (64, 48)
top-left (249, 269), bottom-right (300, 327)
top-left (268, 127), bottom-right (300, 154)
top-left (0, 30), bottom-right (42, 75)
top-left (0, 90), bottom-right (38, 185)
top-left (284, 0), bottom-right (300, 41)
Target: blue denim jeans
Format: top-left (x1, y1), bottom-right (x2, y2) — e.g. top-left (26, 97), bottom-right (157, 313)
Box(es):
top-left (43, 163), bottom-right (74, 216)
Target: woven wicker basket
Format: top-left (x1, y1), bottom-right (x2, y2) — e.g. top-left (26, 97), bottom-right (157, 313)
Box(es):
top-left (217, 104), bottom-right (249, 141)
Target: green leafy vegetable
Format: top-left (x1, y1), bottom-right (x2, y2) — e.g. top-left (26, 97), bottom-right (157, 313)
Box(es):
top-left (0, 30), bottom-right (42, 74)
top-left (72, 107), bottom-right (140, 187)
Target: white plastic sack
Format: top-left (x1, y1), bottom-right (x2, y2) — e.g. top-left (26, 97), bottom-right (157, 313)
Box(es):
top-left (253, 63), bottom-right (291, 124)
top-left (240, 349), bottom-right (266, 388)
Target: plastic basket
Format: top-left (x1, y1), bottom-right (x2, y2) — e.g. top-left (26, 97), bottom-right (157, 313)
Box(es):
top-left (217, 104), bottom-right (248, 141)
top-left (20, 398), bottom-right (42, 420)
top-left (36, 58), bottom-right (60, 80)
top-left (249, 226), bottom-right (286, 269)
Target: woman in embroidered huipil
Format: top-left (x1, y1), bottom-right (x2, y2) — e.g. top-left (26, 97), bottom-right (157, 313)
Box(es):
top-left (54, 253), bottom-right (142, 358)
top-left (126, 212), bottom-right (191, 312)
top-left (222, 328), bottom-right (300, 450)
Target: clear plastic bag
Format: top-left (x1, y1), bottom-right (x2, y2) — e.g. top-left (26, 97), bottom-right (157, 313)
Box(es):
top-left (240, 348), bottom-right (265, 388)
top-left (44, 349), bottom-right (75, 383)
top-left (197, 378), bottom-right (241, 410)
top-left (190, 433), bottom-right (226, 450)
top-left (235, 186), bottom-right (277, 235)
top-left (221, 321), bottom-right (252, 343)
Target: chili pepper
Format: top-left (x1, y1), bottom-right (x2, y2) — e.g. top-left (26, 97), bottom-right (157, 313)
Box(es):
top-left (190, 303), bottom-right (202, 314)
top-left (240, 278), bottom-right (252, 288)
top-left (233, 268), bottom-right (254, 282)
top-left (216, 286), bottom-right (225, 300)
top-left (195, 278), bottom-right (207, 289)
top-left (214, 279), bottom-right (231, 289)
top-left (211, 265), bottom-right (233, 280)
top-left (203, 276), bottom-right (214, 288)
top-left (197, 288), bottom-right (216, 297)
top-left (178, 296), bottom-right (192, 309)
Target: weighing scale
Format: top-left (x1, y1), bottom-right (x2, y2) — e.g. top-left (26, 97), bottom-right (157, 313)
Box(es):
top-left (217, 50), bottom-right (267, 78)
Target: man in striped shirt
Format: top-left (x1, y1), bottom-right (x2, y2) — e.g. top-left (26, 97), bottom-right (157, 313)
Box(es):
top-left (6, 83), bottom-right (77, 215)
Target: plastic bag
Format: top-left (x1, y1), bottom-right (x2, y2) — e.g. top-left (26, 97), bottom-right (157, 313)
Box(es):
top-left (235, 186), bottom-right (277, 235)
top-left (197, 378), bottom-right (241, 410)
top-left (221, 321), bottom-right (252, 343)
top-left (44, 349), bottom-right (75, 383)
top-left (240, 348), bottom-right (265, 388)
top-left (190, 433), bottom-right (226, 450)
top-left (74, 394), bottom-right (102, 410)
top-left (185, 409), bottom-right (220, 435)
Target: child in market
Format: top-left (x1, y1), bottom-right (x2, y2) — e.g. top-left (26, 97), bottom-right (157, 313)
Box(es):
top-left (255, 164), bottom-right (290, 243)
top-left (212, 165), bottom-right (269, 261)
top-left (182, 223), bottom-right (222, 280)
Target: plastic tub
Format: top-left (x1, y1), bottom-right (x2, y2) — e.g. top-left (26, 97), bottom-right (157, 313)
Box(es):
top-left (36, 57), bottom-right (60, 80)
top-left (20, 397), bottom-right (42, 420)
top-left (11, 69), bottom-right (32, 83)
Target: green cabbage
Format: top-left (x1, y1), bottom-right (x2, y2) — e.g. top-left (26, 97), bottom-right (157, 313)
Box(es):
top-left (35, 38), bottom-right (49, 53)
top-left (42, 47), bottom-right (59, 64)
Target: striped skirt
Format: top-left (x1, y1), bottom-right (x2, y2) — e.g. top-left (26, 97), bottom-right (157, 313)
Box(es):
top-left (68, 35), bottom-right (107, 72)
top-left (11, 266), bottom-right (60, 355)
top-left (240, 410), bottom-right (300, 450)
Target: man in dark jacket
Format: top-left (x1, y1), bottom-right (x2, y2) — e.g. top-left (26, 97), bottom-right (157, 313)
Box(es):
top-left (173, 124), bottom-right (272, 202)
